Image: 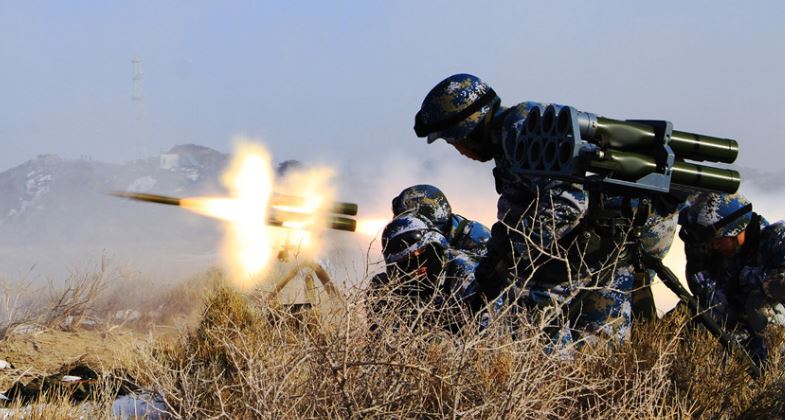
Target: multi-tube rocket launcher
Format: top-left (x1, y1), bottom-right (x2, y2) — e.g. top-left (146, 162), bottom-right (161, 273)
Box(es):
top-left (505, 104), bottom-right (741, 193)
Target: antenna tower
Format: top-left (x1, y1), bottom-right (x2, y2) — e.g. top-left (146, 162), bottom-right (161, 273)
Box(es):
top-left (132, 56), bottom-right (144, 120)
top-left (131, 56), bottom-right (147, 158)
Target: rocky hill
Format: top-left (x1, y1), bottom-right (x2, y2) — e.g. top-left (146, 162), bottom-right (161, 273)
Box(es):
top-left (0, 145), bottom-right (232, 281)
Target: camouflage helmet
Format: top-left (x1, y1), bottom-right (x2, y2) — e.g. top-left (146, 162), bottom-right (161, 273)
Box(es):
top-left (414, 74), bottom-right (500, 144)
top-left (682, 192), bottom-right (753, 239)
top-left (276, 160), bottom-right (304, 177)
top-left (381, 212), bottom-right (448, 265)
top-left (391, 184), bottom-right (452, 230)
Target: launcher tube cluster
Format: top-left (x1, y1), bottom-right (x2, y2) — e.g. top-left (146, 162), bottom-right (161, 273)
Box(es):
top-left (504, 104), bottom-right (742, 193)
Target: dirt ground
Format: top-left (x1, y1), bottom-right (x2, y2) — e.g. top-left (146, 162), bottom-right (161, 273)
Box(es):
top-left (0, 326), bottom-right (166, 391)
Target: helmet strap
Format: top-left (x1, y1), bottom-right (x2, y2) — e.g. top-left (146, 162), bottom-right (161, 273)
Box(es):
top-left (415, 89), bottom-right (498, 137)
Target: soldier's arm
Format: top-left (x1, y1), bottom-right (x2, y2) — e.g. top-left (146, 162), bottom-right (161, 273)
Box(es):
top-left (451, 217), bottom-right (491, 256)
top-left (687, 270), bottom-right (731, 321)
top-left (746, 222), bottom-right (785, 301)
top-left (524, 180), bottom-right (588, 251)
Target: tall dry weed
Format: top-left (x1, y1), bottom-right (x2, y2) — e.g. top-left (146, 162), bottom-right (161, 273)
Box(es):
top-left (126, 278), bottom-right (785, 418)
top-left (5, 261), bottom-right (785, 417)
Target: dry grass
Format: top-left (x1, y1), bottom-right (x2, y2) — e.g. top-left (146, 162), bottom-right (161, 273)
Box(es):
top-left (0, 257), bottom-right (223, 342)
top-left (119, 278), bottom-right (785, 419)
top-left (3, 264), bottom-right (785, 418)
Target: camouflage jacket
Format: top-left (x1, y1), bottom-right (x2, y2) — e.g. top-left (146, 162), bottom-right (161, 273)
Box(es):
top-left (447, 214), bottom-right (491, 257)
top-left (488, 102), bottom-right (588, 255)
top-left (740, 221), bottom-right (785, 302)
top-left (486, 102), bottom-right (684, 273)
top-left (685, 216), bottom-right (781, 331)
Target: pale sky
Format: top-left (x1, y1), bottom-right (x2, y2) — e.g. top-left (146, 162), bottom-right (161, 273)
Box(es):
top-left (1, 1), bottom-right (784, 173)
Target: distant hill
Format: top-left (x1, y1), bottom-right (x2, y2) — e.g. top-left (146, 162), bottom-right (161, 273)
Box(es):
top-left (0, 145), bottom-right (232, 281)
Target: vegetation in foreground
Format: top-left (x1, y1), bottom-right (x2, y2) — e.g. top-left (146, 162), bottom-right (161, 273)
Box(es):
top-left (2, 265), bottom-right (785, 418)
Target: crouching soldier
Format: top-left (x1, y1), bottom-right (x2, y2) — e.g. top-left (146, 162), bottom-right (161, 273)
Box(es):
top-left (391, 184), bottom-right (491, 257)
top-left (369, 211), bottom-right (491, 332)
top-left (680, 192), bottom-right (785, 365)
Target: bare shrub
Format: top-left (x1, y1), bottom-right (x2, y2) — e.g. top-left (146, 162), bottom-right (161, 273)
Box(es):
top-left (127, 280), bottom-right (690, 418)
top-left (0, 279), bottom-right (41, 340)
top-left (0, 255), bottom-right (210, 338)
top-left (2, 264), bottom-right (783, 417)
top-left (43, 261), bottom-right (110, 331)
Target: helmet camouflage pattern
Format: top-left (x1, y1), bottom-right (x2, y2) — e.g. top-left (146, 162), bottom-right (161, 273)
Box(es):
top-left (381, 212), bottom-right (448, 265)
top-left (414, 73), bottom-right (499, 143)
top-left (391, 184), bottom-right (452, 230)
top-left (685, 192), bottom-right (752, 238)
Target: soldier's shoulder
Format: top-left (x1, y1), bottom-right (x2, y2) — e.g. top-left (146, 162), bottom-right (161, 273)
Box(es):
top-left (504, 102), bottom-right (546, 122)
top-left (447, 249), bottom-right (479, 272)
top-left (761, 221), bottom-right (785, 240)
top-left (465, 219), bottom-right (491, 241)
top-left (539, 179), bottom-right (588, 203)
top-left (449, 214), bottom-right (490, 252)
top-left (501, 102), bottom-right (547, 136)
top-left (759, 221), bottom-right (785, 268)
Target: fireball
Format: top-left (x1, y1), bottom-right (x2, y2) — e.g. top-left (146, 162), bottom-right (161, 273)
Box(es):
top-left (179, 140), bottom-right (335, 288)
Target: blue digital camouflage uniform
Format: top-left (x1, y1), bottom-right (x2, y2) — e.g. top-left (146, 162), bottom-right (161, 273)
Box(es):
top-left (739, 222), bottom-right (785, 330)
top-left (392, 184), bottom-right (491, 257)
top-left (374, 211), bottom-right (494, 331)
top-left (415, 74), bottom-right (681, 345)
top-left (624, 195), bottom-right (688, 320)
top-left (681, 192), bottom-right (785, 362)
top-left (449, 214), bottom-right (491, 256)
top-left (748, 222), bottom-right (785, 301)
top-left (682, 192), bottom-right (761, 326)
top-left (481, 101), bottom-right (640, 344)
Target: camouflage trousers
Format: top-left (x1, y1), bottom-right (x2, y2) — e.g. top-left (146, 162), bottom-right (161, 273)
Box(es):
top-left (521, 265), bottom-right (634, 347)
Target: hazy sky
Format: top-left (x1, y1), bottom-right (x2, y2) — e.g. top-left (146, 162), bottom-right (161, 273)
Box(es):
top-left (1, 1), bottom-right (784, 173)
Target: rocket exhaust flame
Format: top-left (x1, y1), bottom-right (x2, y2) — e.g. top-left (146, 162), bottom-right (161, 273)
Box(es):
top-left (110, 193), bottom-right (358, 220)
top-left (110, 192), bottom-right (358, 232)
top-left (110, 141), bottom-right (358, 288)
top-left (355, 218), bottom-right (389, 237)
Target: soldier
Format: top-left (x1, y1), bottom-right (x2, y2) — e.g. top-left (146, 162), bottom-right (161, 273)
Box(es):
top-left (680, 192), bottom-right (785, 364)
top-left (618, 194), bottom-right (689, 321)
top-left (370, 211), bottom-right (483, 331)
top-left (413, 73), bottom-right (685, 344)
top-left (391, 184), bottom-right (491, 257)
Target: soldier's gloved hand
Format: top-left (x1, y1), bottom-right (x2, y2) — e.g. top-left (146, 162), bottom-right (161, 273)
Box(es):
top-left (739, 266), bottom-right (765, 289)
top-left (760, 268), bottom-right (785, 301)
top-left (687, 271), bottom-right (714, 297)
